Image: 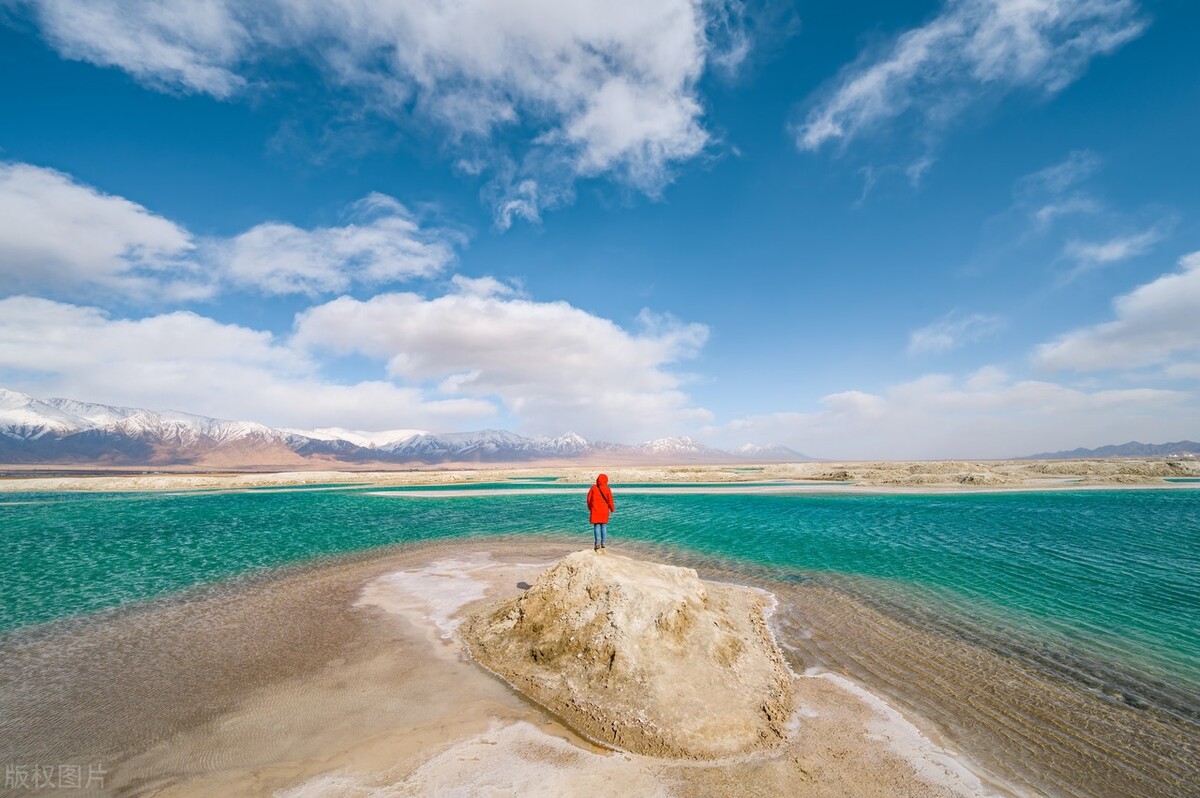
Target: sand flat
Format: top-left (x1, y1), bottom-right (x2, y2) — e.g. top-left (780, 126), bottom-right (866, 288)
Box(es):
top-left (212, 546), bottom-right (1002, 796)
top-left (1, 536), bottom-right (1007, 796)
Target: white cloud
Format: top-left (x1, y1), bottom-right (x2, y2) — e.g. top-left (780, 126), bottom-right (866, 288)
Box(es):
top-left (449, 274), bottom-right (519, 299)
top-left (491, 178), bottom-right (543, 231)
top-left (561, 77), bottom-right (707, 189)
top-left (0, 295), bottom-right (495, 430)
top-left (1036, 251), bottom-right (1200, 372)
top-left (1164, 362), bottom-right (1200, 380)
top-left (796, 0), bottom-right (1145, 152)
top-left (0, 162), bottom-right (208, 302)
top-left (1015, 150), bottom-right (1105, 227)
top-left (25, 0), bottom-right (749, 222)
top-left (33, 0), bottom-right (250, 97)
top-left (712, 368), bottom-right (1193, 459)
top-left (292, 279), bottom-right (711, 440)
top-left (0, 284), bottom-right (715, 438)
top-left (968, 151), bottom-right (1170, 285)
top-left (1018, 149), bottom-right (1102, 197)
top-left (0, 161), bottom-right (457, 300)
top-left (1060, 225), bottom-right (1165, 281)
top-left (907, 311), bottom-right (1003, 354)
top-left (219, 193), bottom-right (459, 296)
top-left (905, 155), bottom-right (936, 187)
top-left (1032, 195), bottom-right (1103, 227)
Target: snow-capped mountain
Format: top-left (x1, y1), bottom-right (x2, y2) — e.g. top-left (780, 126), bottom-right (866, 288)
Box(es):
top-left (0, 388), bottom-right (281, 445)
top-left (730, 443), bottom-right (810, 460)
top-left (0, 387), bottom-right (808, 466)
top-left (538, 431), bottom-right (592, 455)
top-left (282, 427), bottom-right (428, 449)
top-left (0, 388), bottom-right (305, 465)
top-left (631, 436), bottom-right (730, 460)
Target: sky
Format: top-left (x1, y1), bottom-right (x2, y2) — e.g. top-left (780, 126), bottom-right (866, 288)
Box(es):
top-left (0, 0), bottom-right (1197, 459)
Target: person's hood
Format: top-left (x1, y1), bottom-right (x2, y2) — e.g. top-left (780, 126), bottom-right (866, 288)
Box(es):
top-left (596, 473), bottom-right (609, 487)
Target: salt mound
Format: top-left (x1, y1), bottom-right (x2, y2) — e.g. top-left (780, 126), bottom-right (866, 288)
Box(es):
top-left (459, 551), bottom-right (795, 759)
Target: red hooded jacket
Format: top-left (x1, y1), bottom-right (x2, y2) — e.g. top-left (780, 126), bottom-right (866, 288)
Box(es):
top-left (586, 474), bottom-right (615, 524)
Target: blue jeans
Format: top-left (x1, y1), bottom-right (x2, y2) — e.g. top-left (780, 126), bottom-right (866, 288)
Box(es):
top-left (593, 523), bottom-right (607, 546)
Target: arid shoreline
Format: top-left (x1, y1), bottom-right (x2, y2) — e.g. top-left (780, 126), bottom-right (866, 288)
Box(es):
top-left (0, 457), bottom-right (1197, 493)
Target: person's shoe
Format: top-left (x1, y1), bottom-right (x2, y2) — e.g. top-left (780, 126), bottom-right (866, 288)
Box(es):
top-left (594, 544), bottom-right (600, 551)
top-left (600, 543), bottom-right (606, 549)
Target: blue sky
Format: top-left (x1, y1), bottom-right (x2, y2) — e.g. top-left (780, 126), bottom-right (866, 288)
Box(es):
top-left (1, 0), bottom-right (1197, 458)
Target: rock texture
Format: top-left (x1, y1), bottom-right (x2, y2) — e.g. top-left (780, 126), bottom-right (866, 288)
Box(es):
top-left (459, 551), bottom-right (795, 759)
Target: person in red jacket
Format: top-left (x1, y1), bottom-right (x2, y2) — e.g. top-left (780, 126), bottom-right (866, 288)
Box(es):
top-left (586, 473), bottom-right (615, 551)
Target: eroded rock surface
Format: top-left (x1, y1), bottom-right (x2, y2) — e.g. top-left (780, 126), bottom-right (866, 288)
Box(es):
top-left (459, 551), bottom-right (795, 759)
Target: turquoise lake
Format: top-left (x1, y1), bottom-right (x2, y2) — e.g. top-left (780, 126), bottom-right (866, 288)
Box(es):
top-left (2, 486), bottom-right (1198, 699)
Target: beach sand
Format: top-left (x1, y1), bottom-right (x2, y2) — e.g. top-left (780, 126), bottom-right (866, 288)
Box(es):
top-left (1, 537), bottom-right (1005, 797)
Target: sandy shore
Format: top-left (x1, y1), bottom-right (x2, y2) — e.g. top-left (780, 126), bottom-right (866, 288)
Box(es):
top-left (1, 537), bottom-right (1006, 797)
top-left (171, 545), bottom-right (1004, 797)
top-left (1, 457), bottom-right (1197, 494)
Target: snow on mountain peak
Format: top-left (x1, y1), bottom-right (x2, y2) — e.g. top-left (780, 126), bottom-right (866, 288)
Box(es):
top-left (1, 386), bottom-right (807, 465)
top-left (638, 436), bottom-right (710, 452)
top-left (0, 389), bottom-right (89, 439)
top-left (731, 442), bottom-right (808, 461)
top-left (0, 387), bottom-right (34, 409)
top-left (0, 389), bottom-right (280, 446)
top-left (283, 427), bottom-right (428, 448)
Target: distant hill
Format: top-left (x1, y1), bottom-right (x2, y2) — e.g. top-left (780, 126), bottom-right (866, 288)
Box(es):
top-left (1022, 441), bottom-right (1200, 460)
top-left (730, 443), bottom-right (811, 461)
top-left (0, 387), bottom-right (811, 467)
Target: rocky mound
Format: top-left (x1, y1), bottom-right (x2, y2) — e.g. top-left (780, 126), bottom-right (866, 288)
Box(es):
top-left (459, 551), bottom-right (795, 759)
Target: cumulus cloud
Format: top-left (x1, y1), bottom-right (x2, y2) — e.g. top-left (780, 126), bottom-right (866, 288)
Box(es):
top-left (907, 311), bottom-right (1003, 354)
top-left (0, 295), bottom-right (495, 429)
top-left (0, 162), bottom-right (208, 302)
top-left (795, 0), bottom-right (1145, 153)
top-left (24, 0), bottom-right (749, 222)
top-left (0, 161), bottom-right (457, 301)
top-left (292, 279), bottom-right (711, 440)
top-left (712, 368), bottom-right (1192, 459)
top-left (0, 284), bottom-right (712, 439)
top-left (1036, 251), bottom-right (1200, 372)
top-left (219, 193), bottom-right (459, 296)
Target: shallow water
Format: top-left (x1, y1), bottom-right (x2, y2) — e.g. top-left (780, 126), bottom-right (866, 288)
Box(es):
top-left (2, 487), bottom-right (1198, 795)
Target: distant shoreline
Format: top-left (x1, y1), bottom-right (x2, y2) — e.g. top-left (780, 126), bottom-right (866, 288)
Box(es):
top-left (1, 458), bottom-right (1197, 493)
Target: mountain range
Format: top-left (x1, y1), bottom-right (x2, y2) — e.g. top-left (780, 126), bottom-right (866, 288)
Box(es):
top-left (1023, 441), bottom-right (1200, 459)
top-left (0, 388), bottom-right (810, 467)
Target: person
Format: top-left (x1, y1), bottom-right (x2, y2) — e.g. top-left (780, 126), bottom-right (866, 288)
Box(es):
top-left (586, 473), bottom-right (615, 551)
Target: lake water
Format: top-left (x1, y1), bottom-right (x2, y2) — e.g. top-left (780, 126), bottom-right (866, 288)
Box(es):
top-left (2, 486), bottom-right (1198, 795)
